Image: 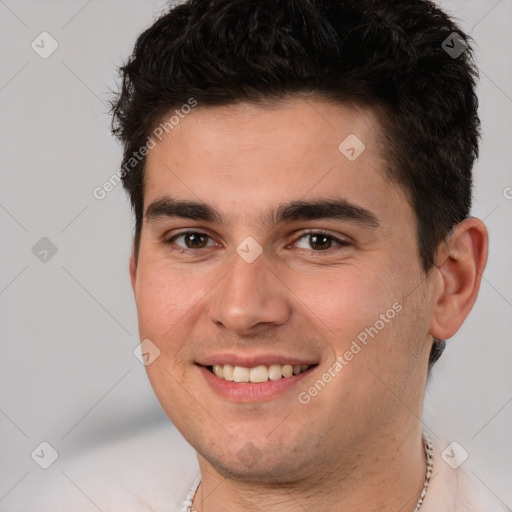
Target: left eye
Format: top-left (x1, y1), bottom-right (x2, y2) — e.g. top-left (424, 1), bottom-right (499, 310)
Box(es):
top-left (293, 232), bottom-right (349, 251)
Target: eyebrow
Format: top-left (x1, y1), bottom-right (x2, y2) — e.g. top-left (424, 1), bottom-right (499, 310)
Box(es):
top-left (145, 196), bottom-right (379, 228)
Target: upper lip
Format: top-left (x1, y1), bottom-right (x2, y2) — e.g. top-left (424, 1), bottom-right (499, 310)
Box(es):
top-left (196, 354), bottom-right (319, 367)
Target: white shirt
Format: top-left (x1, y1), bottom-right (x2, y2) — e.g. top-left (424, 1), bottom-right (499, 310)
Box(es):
top-left (6, 421), bottom-right (508, 512)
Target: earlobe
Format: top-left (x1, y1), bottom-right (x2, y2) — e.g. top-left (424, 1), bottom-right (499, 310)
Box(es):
top-left (429, 217), bottom-right (488, 340)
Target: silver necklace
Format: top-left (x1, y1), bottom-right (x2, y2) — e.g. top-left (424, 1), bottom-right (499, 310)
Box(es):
top-left (180, 475), bottom-right (201, 512)
top-left (414, 433), bottom-right (435, 512)
top-left (180, 434), bottom-right (434, 512)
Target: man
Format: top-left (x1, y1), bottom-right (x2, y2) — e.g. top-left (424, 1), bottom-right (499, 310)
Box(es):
top-left (106, 0), bottom-right (506, 510)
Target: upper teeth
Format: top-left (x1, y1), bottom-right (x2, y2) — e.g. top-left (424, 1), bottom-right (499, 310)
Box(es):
top-left (211, 364), bottom-right (310, 383)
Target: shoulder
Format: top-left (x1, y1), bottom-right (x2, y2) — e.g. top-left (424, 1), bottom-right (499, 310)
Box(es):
top-left (7, 421), bottom-right (199, 512)
top-left (422, 436), bottom-right (509, 512)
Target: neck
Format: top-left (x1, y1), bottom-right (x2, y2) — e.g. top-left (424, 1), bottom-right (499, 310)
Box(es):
top-left (192, 424), bottom-right (427, 512)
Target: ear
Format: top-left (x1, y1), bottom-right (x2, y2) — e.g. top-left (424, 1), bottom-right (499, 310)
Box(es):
top-left (429, 217), bottom-right (488, 340)
top-left (129, 249), bottom-right (137, 293)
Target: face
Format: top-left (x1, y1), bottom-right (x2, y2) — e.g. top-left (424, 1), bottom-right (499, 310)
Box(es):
top-left (130, 98), bottom-right (436, 482)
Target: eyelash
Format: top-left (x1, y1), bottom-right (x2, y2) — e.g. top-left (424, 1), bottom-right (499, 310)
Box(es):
top-left (163, 230), bottom-right (351, 255)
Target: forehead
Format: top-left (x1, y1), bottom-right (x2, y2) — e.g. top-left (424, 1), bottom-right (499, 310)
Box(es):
top-left (143, 98), bottom-right (411, 229)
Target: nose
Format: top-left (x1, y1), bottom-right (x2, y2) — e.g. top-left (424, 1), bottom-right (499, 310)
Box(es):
top-left (207, 248), bottom-right (292, 336)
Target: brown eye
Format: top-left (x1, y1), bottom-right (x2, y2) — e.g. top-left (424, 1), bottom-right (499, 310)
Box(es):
top-left (294, 231), bottom-right (350, 252)
top-left (183, 233), bottom-right (209, 249)
top-left (309, 234), bottom-right (333, 250)
top-left (166, 231), bottom-right (214, 250)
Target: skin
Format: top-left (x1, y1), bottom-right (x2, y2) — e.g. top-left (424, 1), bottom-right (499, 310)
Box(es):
top-left (129, 97), bottom-right (488, 512)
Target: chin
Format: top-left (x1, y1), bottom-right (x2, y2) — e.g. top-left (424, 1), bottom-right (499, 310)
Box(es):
top-left (193, 432), bottom-right (321, 485)
top-left (202, 450), bottom-right (316, 484)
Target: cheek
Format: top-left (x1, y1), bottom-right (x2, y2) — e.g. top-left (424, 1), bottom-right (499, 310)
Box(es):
top-left (134, 262), bottom-right (208, 426)
top-left (283, 263), bottom-right (403, 348)
top-left (133, 261), bottom-right (206, 349)
top-left (135, 270), bottom-right (174, 336)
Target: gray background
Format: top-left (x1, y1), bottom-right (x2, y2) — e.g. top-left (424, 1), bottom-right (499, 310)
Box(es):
top-left (0, 0), bottom-right (511, 509)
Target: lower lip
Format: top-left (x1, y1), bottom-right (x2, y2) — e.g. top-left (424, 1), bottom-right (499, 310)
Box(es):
top-left (197, 365), bottom-right (315, 403)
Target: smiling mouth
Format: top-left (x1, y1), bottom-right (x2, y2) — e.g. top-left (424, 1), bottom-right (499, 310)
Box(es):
top-left (205, 363), bottom-right (317, 383)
